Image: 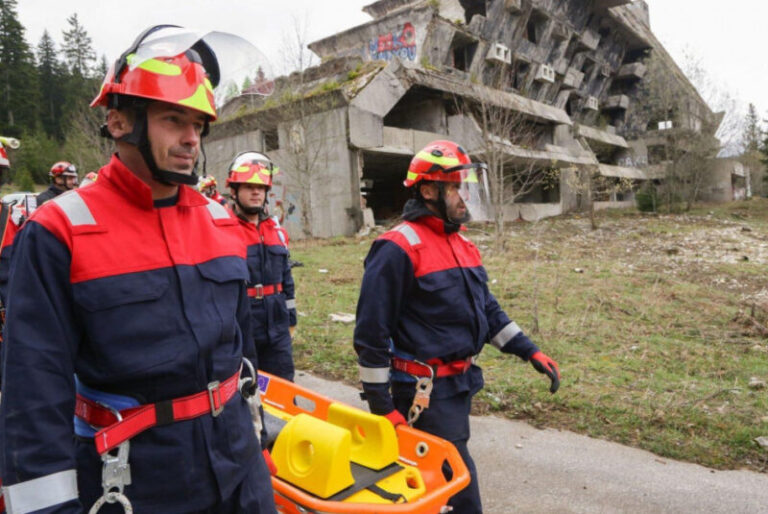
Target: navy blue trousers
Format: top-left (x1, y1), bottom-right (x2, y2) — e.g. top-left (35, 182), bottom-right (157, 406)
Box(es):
top-left (393, 388), bottom-right (482, 514)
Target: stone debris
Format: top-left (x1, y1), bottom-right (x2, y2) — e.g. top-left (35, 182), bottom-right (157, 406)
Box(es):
top-left (329, 312), bottom-right (356, 323)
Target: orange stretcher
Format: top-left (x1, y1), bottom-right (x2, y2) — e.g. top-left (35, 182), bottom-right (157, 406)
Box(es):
top-left (257, 372), bottom-right (470, 514)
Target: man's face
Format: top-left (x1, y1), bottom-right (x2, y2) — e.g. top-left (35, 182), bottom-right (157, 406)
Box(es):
top-left (235, 183), bottom-right (268, 210)
top-left (421, 181), bottom-right (469, 222)
top-left (145, 102), bottom-right (206, 174)
top-left (55, 176), bottom-right (78, 191)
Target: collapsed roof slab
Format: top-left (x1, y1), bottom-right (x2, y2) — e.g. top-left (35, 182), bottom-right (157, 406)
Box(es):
top-left (576, 124), bottom-right (629, 148)
top-left (597, 163), bottom-right (648, 180)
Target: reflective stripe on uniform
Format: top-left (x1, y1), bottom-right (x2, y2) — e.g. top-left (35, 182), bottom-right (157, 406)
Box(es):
top-left (205, 198), bottom-right (230, 220)
top-left (359, 365), bottom-right (390, 384)
top-left (490, 321), bottom-right (522, 349)
top-left (3, 469), bottom-right (78, 514)
top-left (52, 192), bottom-right (95, 226)
top-left (392, 224), bottom-right (420, 246)
top-left (285, 299), bottom-right (296, 309)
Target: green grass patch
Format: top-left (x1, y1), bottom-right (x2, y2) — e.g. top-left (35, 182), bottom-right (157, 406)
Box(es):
top-left (289, 199), bottom-right (768, 472)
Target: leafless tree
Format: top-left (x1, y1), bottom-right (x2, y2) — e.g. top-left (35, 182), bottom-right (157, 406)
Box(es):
top-left (455, 64), bottom-right (553, 248)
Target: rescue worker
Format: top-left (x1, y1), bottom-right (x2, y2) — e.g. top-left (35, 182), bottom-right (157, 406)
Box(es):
top-left (227, 151), bottom-right (297, 381)
top-left (79, 171), bottom-right (99, 187)
top-left (199, 174), bottom-right (228, 206)
top-left (353, 140), bottom-right (561, 514)
top-left (0, 26), bottom-right (276, 513)
top-left (36, 161), bottom-right (78, 206)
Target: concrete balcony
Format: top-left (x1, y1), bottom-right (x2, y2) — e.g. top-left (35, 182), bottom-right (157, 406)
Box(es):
top-left (551, 21), bottom-right (571, 41)
top-left (553, 57), bottom-right (569, 76)
top-left (577, 28), bottom-right (600, 51)
top-left (603, 94), bottom-right (630, 110)
top-left (594, 0), bottom-right (632, 9)
top-left (617, 62), bottom-right (647, 80)
top-left (562, 67), bottom-right (585, 89)
top-left (515, 40), bottom-right (548, 64)
top-left (504, 0), bottom-right (522, 13)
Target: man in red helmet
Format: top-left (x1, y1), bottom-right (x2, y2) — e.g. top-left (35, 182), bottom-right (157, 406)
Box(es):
top-left (0, 26), bottom-right (276, 513)
top-left (227, 152), bottom-right (297, 381)
top-left (199, 174), bottom-right (228, 206)
top-left (36, 161), bottom-right (78, 206)
top-left (353, 140), bottom-right (561, 513)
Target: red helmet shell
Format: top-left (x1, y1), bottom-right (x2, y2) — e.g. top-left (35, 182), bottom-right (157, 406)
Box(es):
top-left (226, 152), bottom-right (276, 187)
top-left (404, 140), bottom-right (481, 187)
top-left (91, 52), bottom-right (217, 120)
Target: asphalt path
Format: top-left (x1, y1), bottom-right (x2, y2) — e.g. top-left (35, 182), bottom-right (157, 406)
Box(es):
top-left (295, 371), bottom-right (768, 514)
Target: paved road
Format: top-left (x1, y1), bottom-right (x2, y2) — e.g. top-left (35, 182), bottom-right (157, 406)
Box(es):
top-left (295, 371), bottom-right (768, 514)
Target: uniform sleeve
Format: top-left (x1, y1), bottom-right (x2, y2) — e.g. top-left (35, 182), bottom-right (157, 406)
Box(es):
top-left (485, 285), bottom-right (539, 361)
top-left (0, 221), bottom-right (83, 513)
top-left (0, 217), bottom-right (19, 306)
top-left (353, 239), bottom-right (414, 415)
top-left (237, 278), bottom-right (256, 371)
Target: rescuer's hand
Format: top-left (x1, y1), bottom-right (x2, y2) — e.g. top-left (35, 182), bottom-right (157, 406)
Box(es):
top-left (289, 325), bottom-right (296, 338)
top-left (384, 409), bottom-right (407, 427)
top-left (530, 351), bottom-right (560, 394)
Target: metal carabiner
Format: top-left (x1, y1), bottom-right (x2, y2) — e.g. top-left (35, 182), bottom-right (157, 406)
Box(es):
top-left (407, 360), bottom-right (435, 427)
top-left (89, 403), bottom-right (133, 514)
top-left (239, 357), bottom-right (258, 399)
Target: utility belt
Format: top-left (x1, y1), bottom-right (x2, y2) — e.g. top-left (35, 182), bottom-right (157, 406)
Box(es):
top-left (75, 363), bottom-right (257, 513)
top-left (391, 355), bottom-right (475, 427)
top-left (391, 355), bottom-right (474, 379)
top-left (247, 283), bottom-right (282, 299)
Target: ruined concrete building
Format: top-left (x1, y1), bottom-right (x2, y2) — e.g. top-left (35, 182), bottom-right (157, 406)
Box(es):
top-left (208, 0), bottom-right (725, 238)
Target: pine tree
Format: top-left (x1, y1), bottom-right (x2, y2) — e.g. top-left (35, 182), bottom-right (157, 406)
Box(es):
top-left (0, 0), bottom-right (40, 136)
top-left (743, 103), bottom-right (761, 154)
top-left (37, 30), bottom-right (66, 140)
top-left (61, 13), bottom-right (96, 79)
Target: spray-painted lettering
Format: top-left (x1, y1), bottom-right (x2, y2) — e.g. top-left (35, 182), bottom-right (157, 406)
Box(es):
top-left (368, 22), bottom-right (417, 61)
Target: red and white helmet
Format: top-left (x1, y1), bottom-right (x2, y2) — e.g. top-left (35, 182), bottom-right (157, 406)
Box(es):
top-left (49, 161), bottom-right (78, 178)
top-left (226, 152), bottom-right (277, 188)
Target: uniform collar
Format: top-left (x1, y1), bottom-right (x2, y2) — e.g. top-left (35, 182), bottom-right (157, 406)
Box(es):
top-left (402, 198), bottom-right (465, 234)
top-left (100, 154), bottom-right (208, 210)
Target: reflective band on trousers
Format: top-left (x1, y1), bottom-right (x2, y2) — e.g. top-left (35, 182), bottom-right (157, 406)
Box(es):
top-left (285, 299), bottom-right (296, 309)
top-left (490, 321), bottom-right (522, 349)
top-left (52, 192), bottom-right (95, 226)
top-left (3, 469), bottom-right (78, 514)
top-left (359, 365), bottom-right (390, 384)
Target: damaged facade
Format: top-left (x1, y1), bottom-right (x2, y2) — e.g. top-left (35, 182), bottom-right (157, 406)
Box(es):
top-left (208, 0), bottom-right (723, 238)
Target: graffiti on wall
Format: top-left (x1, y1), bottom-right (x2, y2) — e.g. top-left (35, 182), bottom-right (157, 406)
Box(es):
top-left (368, 22), bottom-right (417, 61)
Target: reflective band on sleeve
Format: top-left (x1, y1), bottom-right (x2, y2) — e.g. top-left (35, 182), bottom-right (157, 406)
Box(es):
top-left (490, 322), bottom-right (522, 349)
top-left (206, 198), bottom-right (230, 220)
top-left (359, 365), bottom-right (390, 384)
top-left (392, 224), bottom-right (420, 246)
top-left (285, 299), bottom-right (296, 309)
top-left (3, 469), bottom-right (78, 514)
top-left (52, 192), bottom-right (95, 226)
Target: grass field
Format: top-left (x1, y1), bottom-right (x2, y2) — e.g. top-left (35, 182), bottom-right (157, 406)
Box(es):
top-left (289, 198), bottom-right (768, 472)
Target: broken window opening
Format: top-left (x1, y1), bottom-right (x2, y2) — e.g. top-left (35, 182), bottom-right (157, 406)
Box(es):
top-left (264, 129), bottom-right (279, 151)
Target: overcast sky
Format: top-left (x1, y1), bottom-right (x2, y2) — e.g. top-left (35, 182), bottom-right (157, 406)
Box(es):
top-left (17, 0), bottom-right (768, 130)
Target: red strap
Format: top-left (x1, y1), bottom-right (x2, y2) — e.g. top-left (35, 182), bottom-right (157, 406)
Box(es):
top-left (391, 356), bottom-right (473, 378)
top-left (247, 283), bottom-right (283, 298)
top-left (76, 370), bottom-right (240, 455)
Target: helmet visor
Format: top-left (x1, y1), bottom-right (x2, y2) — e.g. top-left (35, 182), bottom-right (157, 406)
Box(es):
top-left (129, 27), bottom-right (275, 107)
top-left (457, 165), bottom-right (493, 222)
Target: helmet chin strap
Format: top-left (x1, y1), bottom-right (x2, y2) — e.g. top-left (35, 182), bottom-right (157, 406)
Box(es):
top-left (422, 182), bottom-right (470, 230)
top-left (119, 105), bottom-right (199, 187)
